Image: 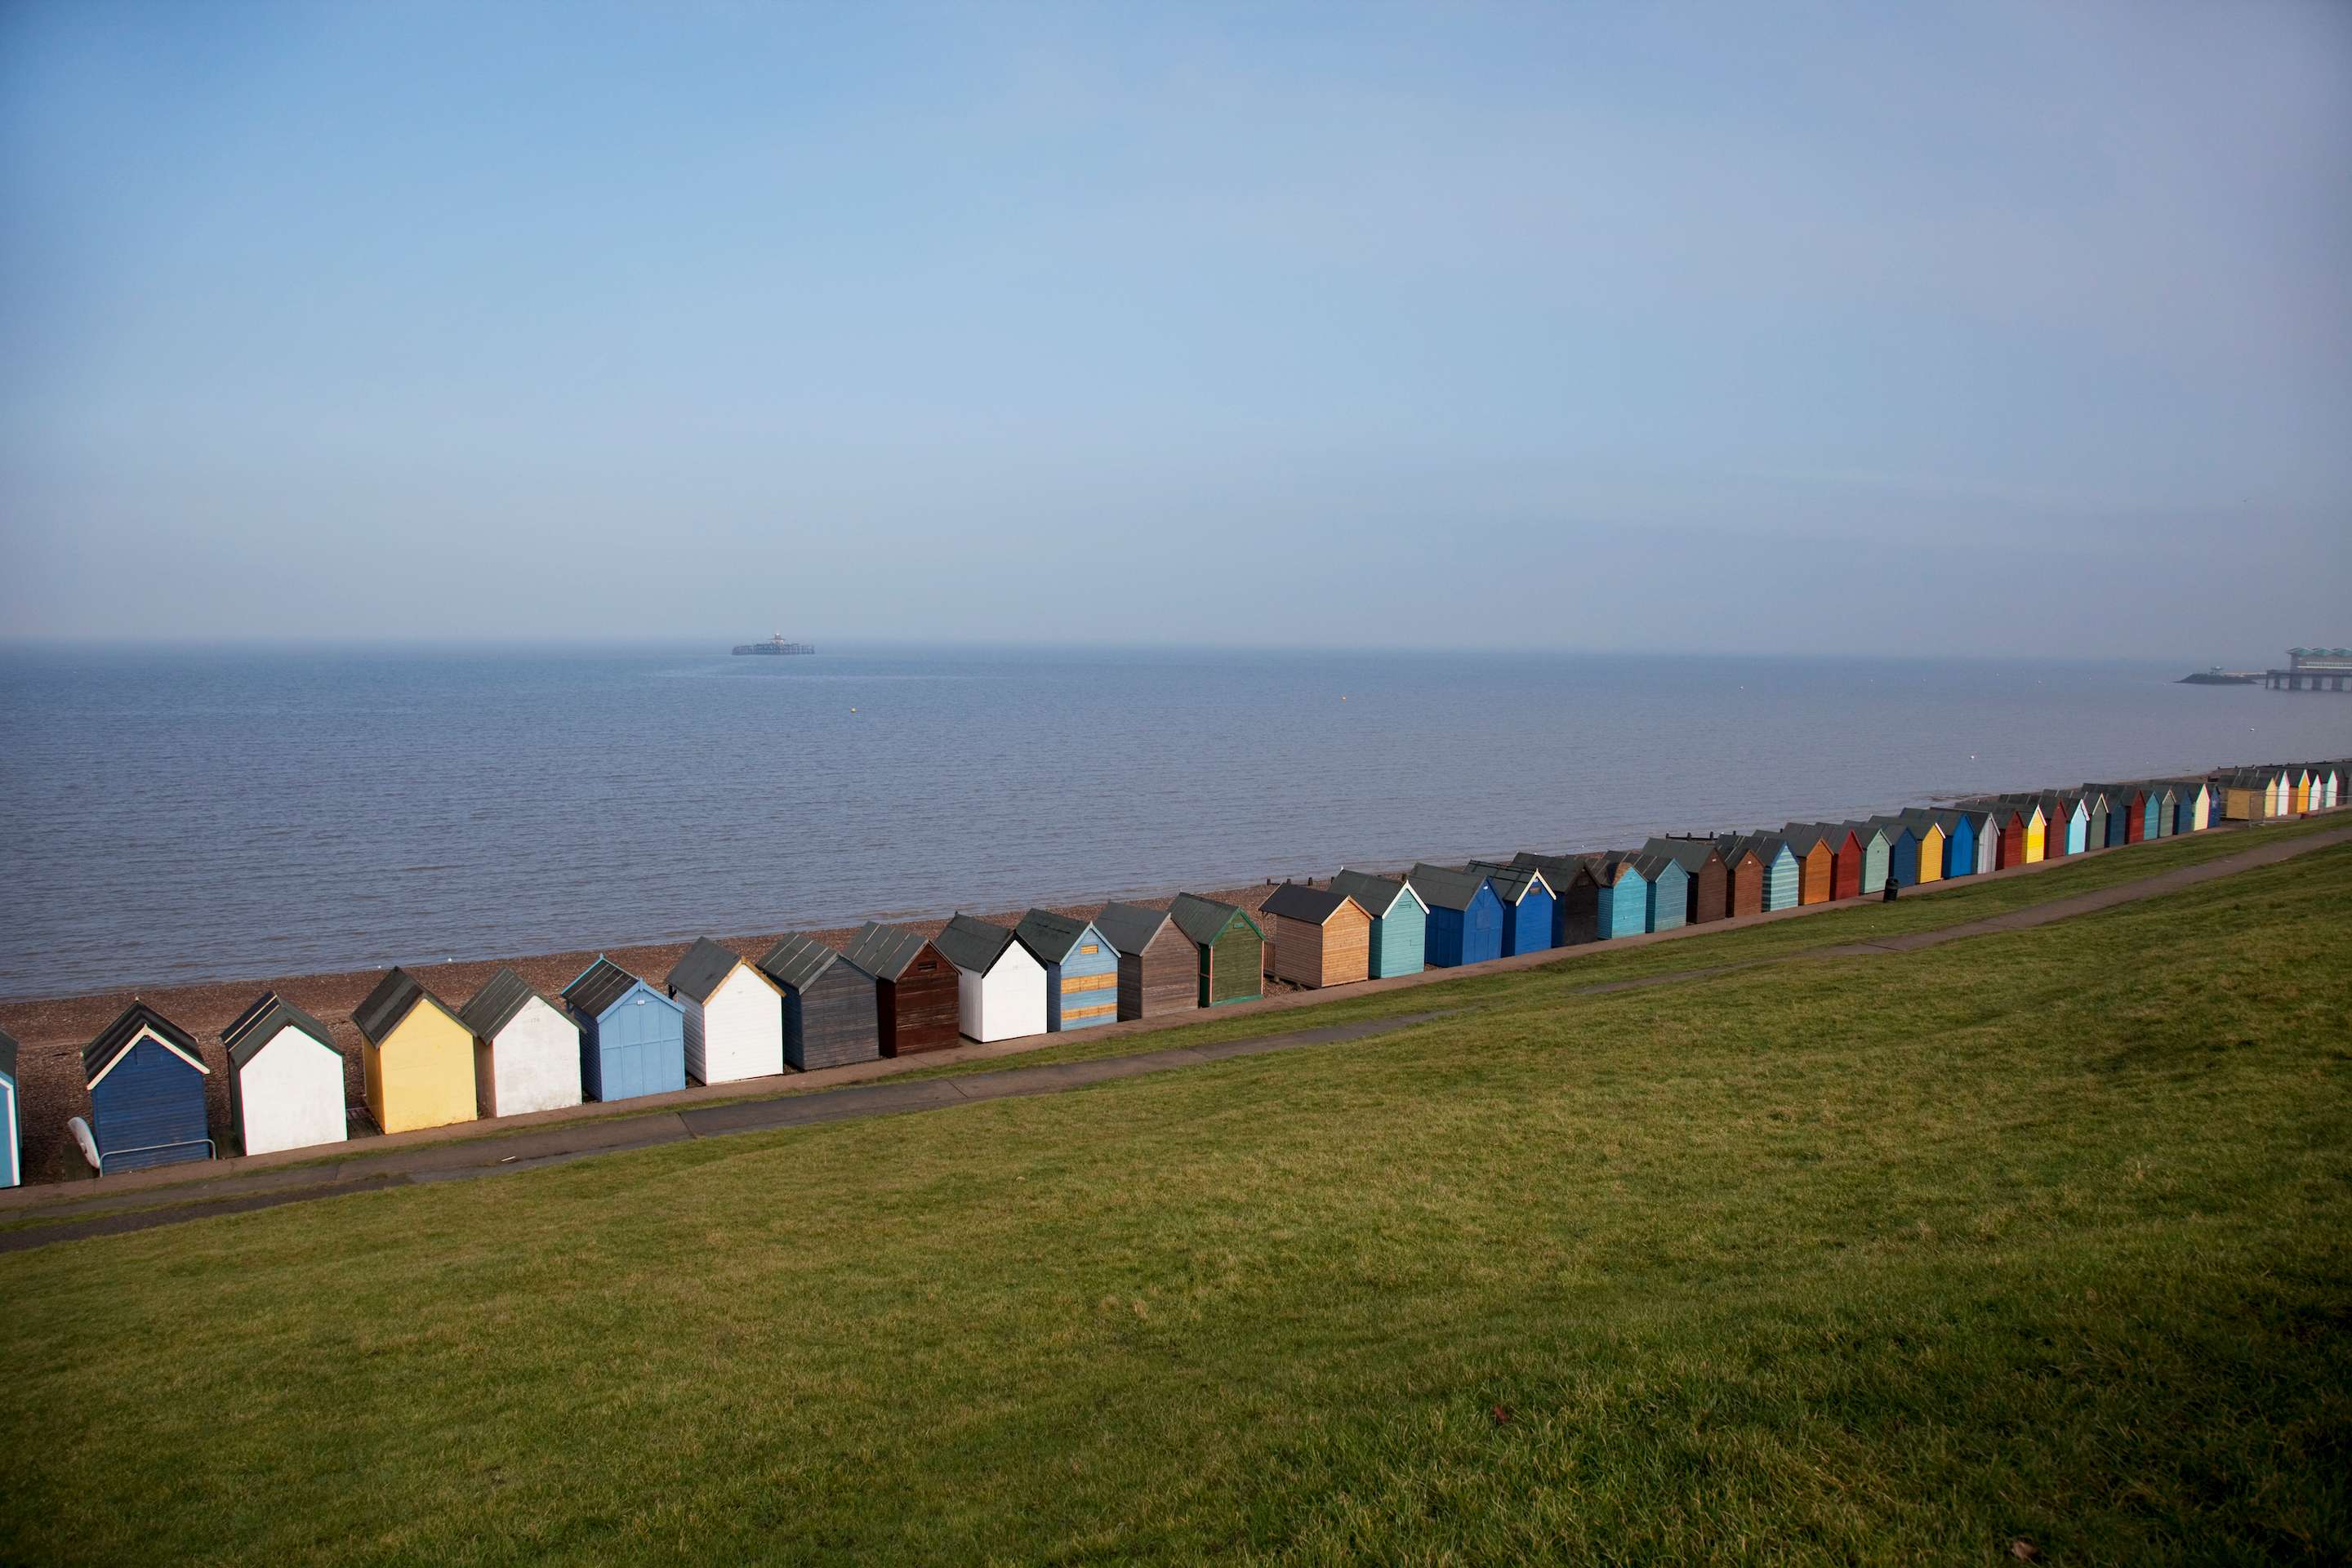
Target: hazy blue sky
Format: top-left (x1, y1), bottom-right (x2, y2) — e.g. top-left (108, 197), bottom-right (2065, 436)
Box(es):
top-left (3, 1), bottom-right (2347, 657)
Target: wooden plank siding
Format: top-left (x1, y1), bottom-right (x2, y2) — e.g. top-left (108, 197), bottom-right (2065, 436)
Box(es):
top-left (1122, 929), bottom-right (1198, 1019)
top-left (788, 962), bottom-right (882, 1071)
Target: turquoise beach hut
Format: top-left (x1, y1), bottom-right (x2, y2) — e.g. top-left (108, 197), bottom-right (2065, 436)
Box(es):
top-left (1592, 855), bottom-right (1650, 939)
top-left (1329, 869), bottom-right (1428, 978)
top-left (1729, 833), bottom-right (1802, 911)
top-left (0, 1027), bottom-right (19, 1187)
top-left (1632, 851), bottom-right (1688, 933)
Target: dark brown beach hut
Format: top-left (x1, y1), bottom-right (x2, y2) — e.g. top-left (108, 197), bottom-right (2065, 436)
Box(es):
top-left (839, 921), bottom-right (959, 1057)
top-left (1094, 902), bottom-right (1200, 1021)
top-left (1714, 835), bottom-right (1767, 920)
top-left (1260, 884), bottom-right (1373, 990)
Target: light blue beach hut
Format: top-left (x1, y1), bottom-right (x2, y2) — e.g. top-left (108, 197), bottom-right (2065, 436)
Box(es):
top-left (1329, 870), bottom-right (1429, 978)
top-left (1633, 852), bottom-right (1689, 933)
top-left (563, 956), bottom-right (688, 1102)
top-left (0, 1027), bottom-right (19, 1187)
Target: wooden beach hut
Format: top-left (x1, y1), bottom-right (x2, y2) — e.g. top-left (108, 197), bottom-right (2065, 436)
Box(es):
top-left (0, 1027), bottom-right (20, 1187)
top-left (1094, 902), bottom-right (1201, 1020)
top-left (1632, 852), bottom-right (1689, 933)
top-left (459, 967), bottom-right (582, 1117)
top-left (1842, 822), bottom-right (1892, 893)
top-left (1511, 853), bottom-right (1606, 946)
top-left (354, 968), bottom-right (476, 1134)
top-left (756, 933), bottom-right (882, 1070)
top-left (840, 922), bottom-right (960, 1056)
top-left (1713, 836), bottom-right (1768, 918)
top-left (1778, 826), bottom-right (1837, 904)
top-left (2169, 778), bottom-right (2212, 832)
top-left (1329, 870), bottom-right (1429, 977)
top-left (934, 914), bottom-right (1048, 1043)
top-left (1587, 854), bottom-right (1650, 938)
top-left (665, 938), bottom-right (786, 1085)
top-left (2078, 791), bottom-right (2112, 851)
top-left (1261, 884), bottom-right (1373, 989)
top-left (1898, 811), bottom-right (1948, 884)
top-left (2145, 782), bottom-right (2178, 839)
top-left (1013, 910), bottom-right (1120, 1032)
top-left (1868, 817), bottom-right (1921, 889)
top-left (561, 957), bottom-right (687, 1102)
top-left (1463, 861), bottom-right (1557, 956)
top-left (220, 991), bottom-right (346, 1156)
top-left (1930, 811), bottom-right (1976, 880)
top-left (1169, 893), bottom-right (1266, 1005)
top-left (1642, 838), bottom-right (1728, 924)
top-left (1736, 835), bottom-right (1801, 911)
top-left (1407, 865), bottom-right (1506, 966)
top-left (1980, 803), bottom-right (2026, 868)
top-left (81, 1003), bottom-right (212, 1172)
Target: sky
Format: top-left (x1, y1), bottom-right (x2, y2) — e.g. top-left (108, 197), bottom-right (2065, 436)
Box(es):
top-left (2, 1), bottom-right (2347, 659)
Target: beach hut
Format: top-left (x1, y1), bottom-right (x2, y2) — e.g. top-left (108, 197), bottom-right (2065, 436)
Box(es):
top-left (80, 1002), bottom-right (212, 1172)
top-left (2290, 767), bottom-right (2312, 814)
top-left (1013, 910), bottom-right (1120, 1032)
top-left (665, 938), bottom-right (786, 1085)
top-left (2052, 794), bottom-right (2089, 856)
top-left (1094, 902), bottom-right (1202, 1020)
top-left (840, 922), bottom-right (960, 1056)
top-left (1464, 861), bottom-right (1557, 955)
top-left (219, 991), bottom-right (346, 1156)
top-left (459, 967), bottom-right (583, 1117)
top-left (1642, 838), bottom-right (1728, 924)
top-left (0, 1027), bottom-right (20, 1187)
top-left (353, 968), bottom-right (476, 1134)
top-left (1868, 817), bottom-right (1921, 889)
top-left (1407, 865), bottom-right (1507, 966)
top-left (1512, 853), bottom-right (1607, 946)
top-left (1978, 803), bottom-right (2025, 868)
top-left (755, 933), bottom-right (882, 1070)
top-left (1930, 811), bottom-right (1976, 880)
top-left (1713, 836), bottom-right (1768, 918)
top-left (1169, 893), bottom-right (1266, 1005)
top-left (1587, 854), bottom-right (1650, 938)
top-left (1734, 835), bottom-right (1801, 911)
top-left (2145, 782), bottom-right (2178, 839)
top-left (1631, 852), bottom-right (1689, 933)
top-left (1778, 826), bottom-right (1838, 904)
top-left (1261, 884), bottom-right (1373, 989)
top-left (933, 914), bottom-right (1048, 1043)
top-left (1329, 870), bottom-right (1429, 976)
top-left (1842, 822), bottom-right (1892, 893)
top-left (2323, 764), bottom-right (2342, 809)
top-left (561, 957), bottom-right (687, 1102)
top-left (1899, 811), bottom-right (1949, 884)
top-left (2078, 790), bottom-right (2112, 851)
top-left (2170, 778), bottom-right (2212, 832)
top-left (2266, 768), bottom-right (2292, 818)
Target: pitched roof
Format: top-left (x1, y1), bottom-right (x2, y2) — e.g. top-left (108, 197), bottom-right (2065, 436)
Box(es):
top-left (353, 967), bottom-right (454, 1045)
top-left (1169, 893), bottom-right (1255, 946)
top-left (220, 990), bottom-right (337, 1069)
top-left (1261, 883), bottom-right (1358, 924)
top-left (1465, 860), bottom-right (1550, 902)
top-left (933, 913), bottom-right (1018, 974)
top-left (1093, 902), bottom-right (1174, 957)
top-left (0, 1025), bottom-right (17, 1081)
top-left (561, 957), bottom-right (646, 1020)
top-left (1329, 868), bottom-right (1414, 916)
top-left (666, 938), bottom-right (749, 1004)
top-left (840, 921), bottom-right (935, 982)
top-left (457, 967), bottom-right (559, 1039)
top-left (82, 1001), bottom-right (207, 1085)
top-left (757, 932), bottom-right (857, 993)
top-left (1630, 851), bottom-right (1684, 881)
top-left (1405, 862), bottom-right (1491, 912)
top-left (1509, 851), bottom-right (1599, 886)
top-left (1641, 837), bottom-right (1722, 874)
top-left (1713, 833), bottom-right (1768, 865)
top-left (1013, 909), bottom-right (1100, 965)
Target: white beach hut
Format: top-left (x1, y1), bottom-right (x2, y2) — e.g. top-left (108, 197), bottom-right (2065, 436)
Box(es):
top-left (460, 967), bottom-right (584, 1118)
top-left (665, 938), bottom-right (786, 1085)
top-left (219, 991), bottom-right (350, 1156)
top-left (933, 914), bottom-right (1048, 1044)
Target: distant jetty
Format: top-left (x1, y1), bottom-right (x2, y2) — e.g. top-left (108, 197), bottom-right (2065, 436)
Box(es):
top-left (2178, 668), bottom-right (2259, 685)
top-left (733, 634), bottom-right (816, 656)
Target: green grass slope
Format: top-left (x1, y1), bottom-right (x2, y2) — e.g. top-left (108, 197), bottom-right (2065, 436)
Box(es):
top-left (2, 844), bottom-right (2347, 1566)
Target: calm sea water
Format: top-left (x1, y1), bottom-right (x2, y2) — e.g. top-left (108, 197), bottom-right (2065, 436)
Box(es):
top-left (0, 645), bottom-right (2343, 999)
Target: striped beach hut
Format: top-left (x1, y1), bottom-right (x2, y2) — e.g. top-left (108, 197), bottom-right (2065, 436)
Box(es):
top-left (1642, 838), bottom-right (1728, 924)
top-left (220, 991), bottom-right (346, 1156)
top-left (81, 1003), bottom-right (212, 1172)
top-left (1463, 861), bottom-right (1556, 956)
top-left (1013, 910), bottom-right (1120, 1032)
top-left (1329, 869), bottom-right (1429, 977)
top-left (1778, 825), bottom-right (1838, 904)
top-left (1094, 903), bottom-right (1201, 1021)
top-left (1169, 894), bottom-right (1265, 1005)
top-left (562, 957), bottom-right (687, 1102)
top-left (354, 968), bottom-right (477, 1134)
top-left (756, 933), bottom-right (882, 1070)
top-left (934, 914), bottom-right (1048, 1043)
top-left (1736, 834), bottom-right (1801, 911)
top-left (1409, 864), bottom-right (1507, 966)
top-left (1633, 851), bottom-right (1689, 933)
top-left (840, 923), bottom-right (960, 1056)
top-left (460, 967), bottom-right (584, 1116)
top-left (666, 938), bottom-right (786, 1085)
top-left (0, 1027), bottom-right (20, 1187)
top-left (1262, 884), bottom-right (1373, 989)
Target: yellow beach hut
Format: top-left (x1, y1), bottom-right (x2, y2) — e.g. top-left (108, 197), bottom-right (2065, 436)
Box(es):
top-left (2019, 798), bottom-right (2048, 863)
top-left (352, 966), bottom-right (477, 1134)
top-left (1908, 811), bottom-right (1947, 885)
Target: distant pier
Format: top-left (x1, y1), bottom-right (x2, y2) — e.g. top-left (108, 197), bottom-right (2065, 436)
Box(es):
top-left (2265, 646), bottom-right (2351, 692)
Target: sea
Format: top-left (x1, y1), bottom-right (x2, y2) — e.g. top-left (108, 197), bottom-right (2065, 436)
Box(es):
top-left (1, 645), bottom-right (2344, 1000)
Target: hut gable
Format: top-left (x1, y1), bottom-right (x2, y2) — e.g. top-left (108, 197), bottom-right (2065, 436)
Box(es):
top-left (1015, 910), bottom-right (1120, 1032)
top-left (563, 956), bottom-right (688, 1102)
top-left (1328, 870), bottom-right (1428, 976)
top-left (935, 915), bottom-right (1046, 1043)
top-left (1262, 885), bottom-right (1372, 989)
top-left (1406, 866), bottom-right (1505, 965)
top-left (756, 933), bottom-right (883, 1071)
top-left (220, 991), bottom-right (346, 1157)
top-left (352, 968), bottom-right (474, 1134)
top-left (460, 967), bottom-right (581, 1119)
top-left (83, 1001), bottom-right (208, 1087)
top-left (1464, 861), bottom-right (1557, 956)
top-left (1094, 902), bottom-right (1199, 1021)
top-left (1169, 894), bottom-right (1265, 1005)
top-left (665, 938), bottom-right (783, 1086)
top-left (81, 1003), bottom-right (212, 1173)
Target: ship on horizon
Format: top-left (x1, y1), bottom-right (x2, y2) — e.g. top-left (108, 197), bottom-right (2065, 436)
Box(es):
top-left (732, 633), bottom-right (817, 656)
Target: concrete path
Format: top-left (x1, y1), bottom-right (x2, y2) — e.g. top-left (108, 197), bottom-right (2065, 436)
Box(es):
top-left (0, 1010), bottom-right (1453, 1253)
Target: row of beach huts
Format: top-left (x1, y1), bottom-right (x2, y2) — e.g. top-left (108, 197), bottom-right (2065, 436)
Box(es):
top-left (1, 759), bottom-right (2340, 1187)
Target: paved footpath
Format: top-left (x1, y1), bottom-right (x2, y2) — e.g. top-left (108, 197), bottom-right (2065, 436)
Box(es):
top-left (7, 820), bottom-right (2345, 1254)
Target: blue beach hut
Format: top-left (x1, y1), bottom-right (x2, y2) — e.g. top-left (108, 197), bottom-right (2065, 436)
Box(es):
top-left (1592, 855), bottom-right (1650, 938)
top-left (1013, 910), bottom-right (1120, 1032)
top-left (1869, 817), bottom-right (1922, 888)
top-left (562, 956), bottom-right (687, 1102)
top-left (81, 1002), bottom-right (212, 1173)
top-left (0, 1027), bottom-right (20, 1187)
top-left (1632, 852), bottom-right (1689, 933)
top-left (1466, 861), bottom-right (1557, 956)
top-left (1329, 870), bottom-right (1429, 978)
top-left (1407, 863), bottom-right (1506, 968)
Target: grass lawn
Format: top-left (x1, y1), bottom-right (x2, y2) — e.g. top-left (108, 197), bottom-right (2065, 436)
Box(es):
top-left (1, 841), bottom-right (2347, 1565)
